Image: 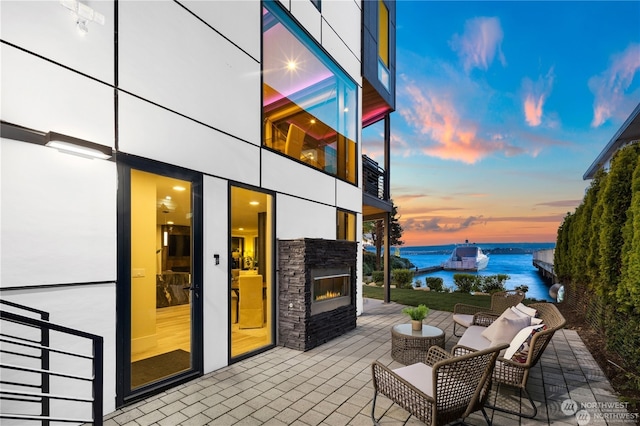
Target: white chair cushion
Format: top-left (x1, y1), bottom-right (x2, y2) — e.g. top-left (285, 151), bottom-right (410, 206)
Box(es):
top-left (481, 308), bottom-right (531, 345)
top-left (452, 313), bottom-right (474, 328)
top-left (457, 325), bottom-right (492, 350)
top-left (514, 303), bottom-right (537, 317)
top-left (504, 324), bottom-right (548, 361)
top-left (511, 305), bottom-right (544, 325)
top-left (393, 362), bottom-right (434, 397)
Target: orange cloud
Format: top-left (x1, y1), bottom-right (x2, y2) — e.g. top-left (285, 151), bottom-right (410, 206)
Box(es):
top-left (589, 43), bottom-right (640, 127)
top-left (535, 199), bottom-right (582, 209)
top-left (450, 17), bottom-right (506, 73)
top-left (524, 94), bottom-right (543, 126)
top-left (522, 67), bottom-right (555, 127)
top-left (399, 84), bottom-right (517, 163)
top-left (399, 214), bottom-right (562, 246)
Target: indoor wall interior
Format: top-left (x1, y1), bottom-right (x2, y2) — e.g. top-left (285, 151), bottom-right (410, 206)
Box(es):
top-left (130, 170), bottom-right (193, 389)
top-left (230, 186), bottom-right (274, 358)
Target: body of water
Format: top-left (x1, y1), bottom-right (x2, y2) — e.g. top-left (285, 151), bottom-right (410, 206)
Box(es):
top-left (394, 242), bottom-right (556, 302)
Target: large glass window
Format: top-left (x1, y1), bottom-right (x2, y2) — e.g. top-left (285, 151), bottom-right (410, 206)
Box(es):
top-left (230, 186), bottom-right (274, 358)
top-left (378, 0), bottom-right (389, 67)
top-left (262, 3), bottom-right (358, 184)
top-left (378, 0), bottom-right (390, 90)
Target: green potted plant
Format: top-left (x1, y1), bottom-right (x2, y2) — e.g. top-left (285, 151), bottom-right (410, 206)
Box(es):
top-left (402, 304), bottom-right (430, 331)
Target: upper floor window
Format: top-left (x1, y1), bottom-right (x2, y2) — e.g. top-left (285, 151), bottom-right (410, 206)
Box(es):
top-left (262, 2), bottom-right (358, 184)
top-left (378, 0), bottom-right (390, 90)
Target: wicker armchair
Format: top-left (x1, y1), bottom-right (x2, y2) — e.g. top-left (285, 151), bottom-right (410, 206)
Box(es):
top-left (470, 302), bottom-right (566, 418)
top-left (452, 290), bottom-right (525, 336)
top-left (371, 343), bottom-right (508, 426)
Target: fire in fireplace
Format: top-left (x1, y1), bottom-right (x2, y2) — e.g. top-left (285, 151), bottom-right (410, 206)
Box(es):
top-left (311, 267), bottom-right (351, 315)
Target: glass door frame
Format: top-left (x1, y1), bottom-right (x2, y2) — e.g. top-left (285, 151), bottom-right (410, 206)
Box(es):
top-left (116, 154), bottom-right (203, 407)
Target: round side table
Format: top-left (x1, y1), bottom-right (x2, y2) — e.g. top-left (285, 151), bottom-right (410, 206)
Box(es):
top-left (391, 323), bottom-right (445, 365)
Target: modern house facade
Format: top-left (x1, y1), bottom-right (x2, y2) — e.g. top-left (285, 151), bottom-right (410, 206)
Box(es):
top-left (584, 102), bottom-right (640, 179)
top-left (0, 0), bottom-right (395, 421)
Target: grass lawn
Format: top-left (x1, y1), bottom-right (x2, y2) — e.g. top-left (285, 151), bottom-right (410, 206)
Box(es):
top-left (362, 285), bottom-right (538, 312)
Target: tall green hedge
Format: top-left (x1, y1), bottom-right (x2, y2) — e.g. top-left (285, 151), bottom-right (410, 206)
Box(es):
top-left (617, 159), bottom-right (640, 314)
top-left (555, 142), bottom-right (640, 384)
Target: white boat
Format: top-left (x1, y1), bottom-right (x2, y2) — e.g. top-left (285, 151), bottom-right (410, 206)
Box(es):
top-left (442, 242), bottom-right (489, 271)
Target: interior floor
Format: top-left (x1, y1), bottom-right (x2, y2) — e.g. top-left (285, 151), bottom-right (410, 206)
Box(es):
top-left (131, 304), bottom-right (271, 363)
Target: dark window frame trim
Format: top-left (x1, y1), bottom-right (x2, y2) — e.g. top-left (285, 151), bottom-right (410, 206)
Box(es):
top-left (227, 181), bottom-right (278, 363)
top-left (116, 153), bottom-right (204, 407)
top-left (261, 0), bottom-right (360, 188)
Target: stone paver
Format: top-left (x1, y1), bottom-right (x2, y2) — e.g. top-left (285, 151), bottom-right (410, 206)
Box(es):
top-left (104, 298), bottom-right (635, 425)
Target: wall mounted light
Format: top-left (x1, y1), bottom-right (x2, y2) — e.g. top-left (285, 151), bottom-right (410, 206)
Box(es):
top-left (60, 0), bottom-right (105, 35)
top-left (45, 132), bottom-right (112, 160)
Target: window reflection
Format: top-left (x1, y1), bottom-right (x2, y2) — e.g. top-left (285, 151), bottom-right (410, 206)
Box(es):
top-left (262, 4), bottom-right (357, 184)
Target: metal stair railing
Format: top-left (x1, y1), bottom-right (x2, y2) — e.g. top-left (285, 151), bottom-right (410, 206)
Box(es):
top-left (0, 299), bottom-right (103, 425)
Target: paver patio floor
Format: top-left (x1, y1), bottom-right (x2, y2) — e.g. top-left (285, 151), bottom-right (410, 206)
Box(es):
top-left (105, 298), bottom-right (632, 426)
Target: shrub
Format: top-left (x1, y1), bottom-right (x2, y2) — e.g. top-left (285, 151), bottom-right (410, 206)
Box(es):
top-left (392, 269), bottom-right (414, 289)
top-left (414, 279), bottom-right (423, 288)
top-left (453, 273), bottom-right (480, 293)
top-left (480, 274), bottom-right (509, 293)
top-left (371, 271), bottom-right (384, 285)
top-left (426, 277), bottom-right (445, 292)
top-left (363, 261), bottom-right (373, 276)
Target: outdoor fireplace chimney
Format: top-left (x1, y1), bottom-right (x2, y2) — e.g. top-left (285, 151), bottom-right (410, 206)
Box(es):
top-left (278, 238), bottom-right (357, 351)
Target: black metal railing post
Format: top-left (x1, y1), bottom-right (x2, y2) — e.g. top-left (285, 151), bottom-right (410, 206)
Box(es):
top-left (40, 307), bottom-right (50, 426)
top-left (93, 337), bottom-right (104, 426)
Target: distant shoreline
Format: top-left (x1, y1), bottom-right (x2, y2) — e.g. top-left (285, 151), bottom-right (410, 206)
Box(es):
top-left (367, 242), bottom-right (556, 256)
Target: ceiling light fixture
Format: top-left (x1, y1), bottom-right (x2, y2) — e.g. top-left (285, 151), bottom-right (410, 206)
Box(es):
top-left (45, 132), bottom-right (112, 160)
top-left (173, 186), bottom-right (186, 191)
top-left (249, 201), bottom-right (260, 206)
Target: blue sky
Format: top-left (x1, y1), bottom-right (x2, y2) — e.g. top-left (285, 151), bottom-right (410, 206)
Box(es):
top-left (364, 1), bottom-right (640, 246)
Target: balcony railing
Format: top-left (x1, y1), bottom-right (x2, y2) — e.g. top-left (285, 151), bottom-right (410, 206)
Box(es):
top-left (0, 299), bottom-right (103, 425)
top-left (362, 155), bottom-right (387, 200)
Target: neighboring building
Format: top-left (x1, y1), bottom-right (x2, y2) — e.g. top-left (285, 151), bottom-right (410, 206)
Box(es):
top-left (0, 0), bottom-right (395, 421)
top-left (584, 102), bottom-right (640, 179)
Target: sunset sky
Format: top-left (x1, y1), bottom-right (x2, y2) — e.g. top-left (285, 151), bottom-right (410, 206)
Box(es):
top-left (363, 1), bottom-right (640, 247)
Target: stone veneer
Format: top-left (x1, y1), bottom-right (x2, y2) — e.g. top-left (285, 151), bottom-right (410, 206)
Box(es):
top-left (278, 238), bottom-right (357, 351)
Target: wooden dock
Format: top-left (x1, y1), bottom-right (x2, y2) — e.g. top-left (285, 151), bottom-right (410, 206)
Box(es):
top-left (414, 265), bottom-right (443, 274)
top-left (533, 248), bottom-right (556, 282)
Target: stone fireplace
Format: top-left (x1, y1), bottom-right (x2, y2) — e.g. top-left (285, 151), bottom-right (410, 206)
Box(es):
top-left (278, 238), bottom-right (357, 351)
